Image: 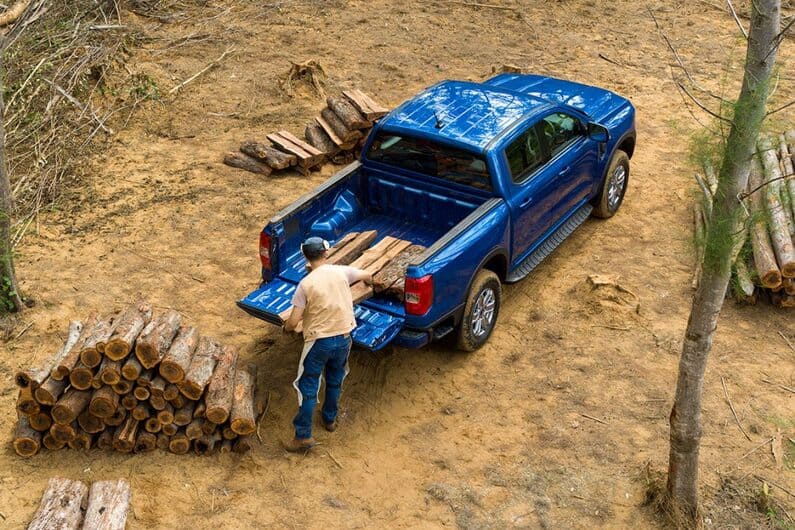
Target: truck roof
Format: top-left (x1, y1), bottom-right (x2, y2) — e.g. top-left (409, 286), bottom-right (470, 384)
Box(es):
top-left (380, 80), bottom-right (550, 152)
top-left (379, 74), bottom-right (627, 153)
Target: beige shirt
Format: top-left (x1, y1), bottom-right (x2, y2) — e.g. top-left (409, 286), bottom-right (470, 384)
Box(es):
top-left (291, 264), bottom-right (357, 341)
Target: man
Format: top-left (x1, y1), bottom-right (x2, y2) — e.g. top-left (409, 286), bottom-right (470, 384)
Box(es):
top-left (283, 236), bottom-right (372, 452)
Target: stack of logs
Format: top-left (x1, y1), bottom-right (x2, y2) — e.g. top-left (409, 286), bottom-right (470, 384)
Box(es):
top-left (278, 230), bottom-right (426, 325)
top-left (27, 478), bottom-right (130, 530)
top-left (224, 89), bottom-right (389, 176)
top-left (693, 130), bottom-right (795, 307)
top-left (13, 303), bottom-right (258, 457)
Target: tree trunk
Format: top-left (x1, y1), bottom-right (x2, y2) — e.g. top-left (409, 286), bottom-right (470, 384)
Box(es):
top-left (230, 363), bottom-right (257, 435)
top-left (28, 410), bottom-right (52, 432)
top-left (96, 429), bottom-right (114, 450)
top-left (135, 431), bottom-right (157, 452)
top-left (161, 421), bottom-right (178, 436)
top-left (758, 135), bottom-right (795, 275)
top-left (327, 96), bottom-right (370, 129)
top-left (82, 479), bottom-right (131, 530)
top-left (68, 429), bottom-right (92, 451)
top-left (103, 407), bottom-right (127, 427)
top-left (174, 401), bottom-right (195, 426)
top-left (159, 325), bottom-right (199, 383)
top-left (156, 433), bottom-right (170, 450)
top-left (223, 152), bottom-right (273, 175)
top-left (666, 0), bottom-right (781, 521)
top-left (135, 309), bottom-right (181, 368)
top-left (68, 361), bottom-right (94, 390)
top-left (112, 379), bottom-right (133, 395)
top-left (205, 344), bottom-right (239, 423)
top-left (305, 122), bottom-right (339, 155)
top-left (0, 55), bottom-right (24, 313)
top-left (78, 410), bottom-right (105, 434)
top-left (27, 477), bottom-right (88, 530)
top-left (99, 357), bottom-right (122, 385)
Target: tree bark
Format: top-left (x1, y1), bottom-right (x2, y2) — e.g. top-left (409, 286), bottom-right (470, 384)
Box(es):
top-left (13, 413), bottom-right (41, 456)
top-left (105, 302), bottom-right (153, 360)
top-left (327, 96), bottom-right (370, 129)
top-left (204, 344), bottom-right (239, 423)
top-left (15, 320), bottom-right (82, 388)
top-left (159, 325), bottom-right (199, 384)
top-left (223, 152), bottom-right (273, 175)
top-left (68, 361), bottom-right (94, 390)
top-left (52, 388), bottom-right (92, 425)
top-left (53, 315), bottom-right (98, 380)
top-left (179, 336), bottom-right (219, 400)
top-left (230, 363), bottom-right (257, 435)
top-left (89, 386), bottom-right (119, 418)
top-left (80, 315), bottom-right (115, 367)
top-left (113, 416), bottom-right (138, 453)
top-left (666, 0), bottom-right (781, 521)
top-left (239, 140), bottom-right (296, 169)
top-left (34, 377), bottom-right (68, 406)
top-left (305, 121), bottom-right (339, 155)
top-left (82, 479), bottom-right (131, 530)
top-left (121, 355), bottom-right (143, 381)
top-left (27, 478), bottom-right (88, 530)
top-left (749, 155), bottom-right (783, 287)
top-left (758, 135), bottom-right (795, 275)
top-left (135, 309), bottom-right (182, 368)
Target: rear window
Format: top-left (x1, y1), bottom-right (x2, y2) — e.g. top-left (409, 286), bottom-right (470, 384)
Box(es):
top-left (366, 133), bottom-right (492, 191)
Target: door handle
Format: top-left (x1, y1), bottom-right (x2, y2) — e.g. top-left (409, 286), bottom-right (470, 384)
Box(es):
top-left (519, 196), bottom-right (533, 208)
top-left (558, 166), bottom-right (571, 176)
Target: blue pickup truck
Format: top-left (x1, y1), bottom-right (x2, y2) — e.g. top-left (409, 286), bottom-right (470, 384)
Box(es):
top-left (238, 73), bottom-right (636, 351)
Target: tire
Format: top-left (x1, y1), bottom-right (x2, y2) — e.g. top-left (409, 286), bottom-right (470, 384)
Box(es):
top-left (592, 149), bottom-right (629, 219)
top-left (456, 269), bottom-right (501, 352)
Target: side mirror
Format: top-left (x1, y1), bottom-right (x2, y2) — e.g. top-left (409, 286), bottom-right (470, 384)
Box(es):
top-left (588, 123), bottom-right (610, 143)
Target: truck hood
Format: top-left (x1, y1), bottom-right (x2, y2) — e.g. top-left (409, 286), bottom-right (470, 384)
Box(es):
top-left (485, 73), bottom-right (630, 123)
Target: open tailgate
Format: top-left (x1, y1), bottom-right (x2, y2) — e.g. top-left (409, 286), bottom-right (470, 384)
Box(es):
top-left (238, 279), bottom-right (404, 351)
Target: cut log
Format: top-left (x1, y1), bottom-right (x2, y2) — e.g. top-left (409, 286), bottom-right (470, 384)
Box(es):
top-left (193, 401), bottom-right (206, 418)
top-left (194, 432), bottom-right (222, 455)
top-left (180, 336), bottom-right (219, 400)
top-left (121, 394), bottom-right (138, 411)
top-left (230, 363), bottom-right (257, 435)
top-left (112, 379), bottom-right (133, 395)
top-left (157, 403), bottom-right (175, 425)
top-left (133, 385), bottom-right (150, 401)
top-left (105, 302), bottom-right (153, 360)
top-left (50, 421), bottom-right (77, 443)
top-left (785, 130), bottom-right (795, 220)
top-left (164, 383), bottom-right (180, 401)
top-left (34, 377), bottom-right (68, 406)
top-left (222, 426), bottom-right (238, 440)
top-left (169, 431), bottom-right (190, 454)
top-left (205, 344), bottom-right (239, 424)
top-left (136, 309), bottom-right (182, 368)
top-left (15, 320), bottom-right (82, 389)
top-left (78, 410), bottom-right (105, 434)
top-left (121, 355), bottom-right (143, 381)
top-left (89, 386), bottom-right (119, 418)
top-left (327, 230), bottom-right (378, 266)
top-left (186, 418), bottom-right (204, 440)
top-left (150, 376), bottom-right (167, 399)
top-left (99, 357), bottom-right (122, 386)
top-left (305, 121), bottom-right (340, 155)
top-left (161, 422), bottom-right (178, 436)
top-left (17, 386), bottom-right (40, 415)
top-left (53, 316), bottom-right (98, 380)
top-left (29, 410), bottom-right (53, 432)
top-left (13, 413), bottom-right (41, 457)
top-left (27, 477), bottom-right (88, 530)
top-left (156, 433), bottom-right (170, 451)
top-left (135, 431), bottom-right (157, 452)
top-left (113, 417), bottom-right (139, 453)
top-left (83, 479), bottom-right (131, 530)
top-left (174, 402), bottom-right (195, 426)
top-left (783, 277), bottom-right (795, 295)
top-left (104, 408), bottom-right (127, 427)
top-left (749, 155), bottom-right (784, 287)
top-left (220, 439), bottom-right (233, 454)
top-left (80, 315), bottom-right (115, 368)
top-left (137, 369), bottom-right (154, 387)
top-left (267, 131), bottom-right (325, 168)
top-left (160, 325), bottom-right (199, 384)
top-left (144, 417), bottom-right (161, 433)
top-left (232, 436), bottom-right (253, 454)
top-left (201, 420), bottom-right (218, 435)
top-left (42, 432), bottom-right (66, 450)
top-left (327, 95), bottom-right (371, 129)
top-left (97, 429), bottom-right (114, 450)
top-left (169, 392), bottom-right (187, 409)
top-left (373, 244), bottom-right (427, 292)
top-left (240, 140), bottom-right (297, 169)
top-left (326, 232), bottom-right (359, 259)
top-left (343, 89), bottom-right (390, 121)
top-left (52, 388), bottom-right (91, 425)
top-left (759, 136), bottom-right (795, 277)
top-left (319, 107), bottom-right (362, 145)
top-left (149, 394), bottom-right (167, 411)
top-left (68, 429), bottom-right (93, 451)
top-left (91, 377), bottom-right (102, 390)
top-left (68, 361), bottom-right (94, 390)
top-left (223, 151), bottom-right (273, 175)
top-left (132, 403), bottom-right (150, 421)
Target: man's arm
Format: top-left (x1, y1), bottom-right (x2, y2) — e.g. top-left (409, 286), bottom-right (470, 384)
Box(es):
top-left (284, 304), bottom-right (305, 332)
top-left (342, 266), bottom-right (372, 285)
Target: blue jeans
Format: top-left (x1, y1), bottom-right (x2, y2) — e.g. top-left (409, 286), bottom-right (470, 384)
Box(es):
top-left (293, 334), bottom-right (352, 440)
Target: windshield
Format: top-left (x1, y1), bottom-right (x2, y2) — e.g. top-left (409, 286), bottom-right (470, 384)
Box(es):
top-left (366, 133), bottom-right (492, 191)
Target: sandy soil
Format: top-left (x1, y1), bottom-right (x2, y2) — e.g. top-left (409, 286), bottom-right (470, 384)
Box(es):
top-left (1, 0), bottom-right (793, 528)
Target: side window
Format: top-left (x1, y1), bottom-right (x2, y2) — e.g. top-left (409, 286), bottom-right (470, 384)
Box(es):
top-left (506, 125), bottom-right (545, 183)
top-left (541, 113), bottom-right (580, 157)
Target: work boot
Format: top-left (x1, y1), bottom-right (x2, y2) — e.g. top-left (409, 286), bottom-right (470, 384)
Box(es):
top-left (323, 420), bottom-right (337, 432)
top-left (285, 437), bottom-right (316, 453)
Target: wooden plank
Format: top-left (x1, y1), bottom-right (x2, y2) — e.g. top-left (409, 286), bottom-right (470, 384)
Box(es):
top-left (349, 236), bottom-right (401, 269)
top-left (373, 245), bottom-right (426, 293)
top-left (326, 230), bottom-right (378, 265)
top-left (316, 115), bottom-right (356, 150)
top-left (267, 132), bottom-right (324, 168)
top-left (325, 232), bottom-right (359, 259)
top-left (278, 130), bottom-right (324, 157)
top-left (343, 89), bottom-right (389, 121)
top-left (364, 239), bottom-right (412, 275)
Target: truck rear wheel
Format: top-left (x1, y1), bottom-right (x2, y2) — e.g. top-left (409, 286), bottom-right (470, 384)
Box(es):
top-left (592, 149), bottom-right (629, 219)
top-left (456, 269), bottom-right (501, 352)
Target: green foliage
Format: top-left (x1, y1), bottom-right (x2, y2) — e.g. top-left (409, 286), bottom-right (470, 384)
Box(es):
top-left (128, 74), bottom-right (160, 101)
top-left (0, 273), bottom-right (17, 313)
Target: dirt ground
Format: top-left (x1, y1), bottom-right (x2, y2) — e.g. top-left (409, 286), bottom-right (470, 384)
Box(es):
top-left (1, 0), bottom-right (793, 528)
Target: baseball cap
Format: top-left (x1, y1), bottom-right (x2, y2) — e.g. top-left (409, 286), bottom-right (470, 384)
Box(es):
top-left (301, 237), bottom-right (330, 260)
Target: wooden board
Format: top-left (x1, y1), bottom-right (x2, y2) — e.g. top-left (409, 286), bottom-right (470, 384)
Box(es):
top-left (315, 116), bottom-right (357, 150)
top-left (267, 131), bottom-right (324, 168)
top-left (326, 232), bottom-right (359, 259)
top-left (343, 89), bottom-right (390, 121)
top-left (373, 245), bottom-right (427, 293)
top-left (326, 230), bottom-right (378, 266)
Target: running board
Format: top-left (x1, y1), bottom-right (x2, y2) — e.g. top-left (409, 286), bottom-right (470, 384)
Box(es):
top-left (506, 204), bottom-right (593, 283)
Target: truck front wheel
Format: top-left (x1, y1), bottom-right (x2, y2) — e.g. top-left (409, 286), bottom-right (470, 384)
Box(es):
top-left (456, 269), bottom-right (501, 352)
top-left (592, 149), bottom-right (629, 219)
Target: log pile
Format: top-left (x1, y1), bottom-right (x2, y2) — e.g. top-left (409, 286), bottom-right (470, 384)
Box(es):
top-left (224, 89), bottom-right (389, 176)
top-left (12, 304), bottom-right (258, 457)
top-left (693, 130), bottom-right (795, 308)
top-left (27, 477), bottom-right (130, 530)
top-left (278, 230), bottom-right (426, 325)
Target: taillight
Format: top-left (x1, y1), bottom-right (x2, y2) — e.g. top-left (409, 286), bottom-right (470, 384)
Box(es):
top-left (259, 232), bottom-right (272, 269)
top-left (405, 275), bottom-right (433, 315)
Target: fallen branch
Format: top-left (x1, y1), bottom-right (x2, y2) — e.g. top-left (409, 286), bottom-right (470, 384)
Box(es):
top-left (169, 48), bottom-right (234, 95)
top-left (580, 413), bottom-right (608, 425)
top-left (720, 377), bottom-right (751, 441)
top-left (726, 0), bottom-right (748, 38)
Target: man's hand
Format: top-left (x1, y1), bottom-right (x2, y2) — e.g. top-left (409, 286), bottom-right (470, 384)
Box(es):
top-left (283, 305), bottom-right (305, 333)
top-left (360, 271), bottom-right (373, 286)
